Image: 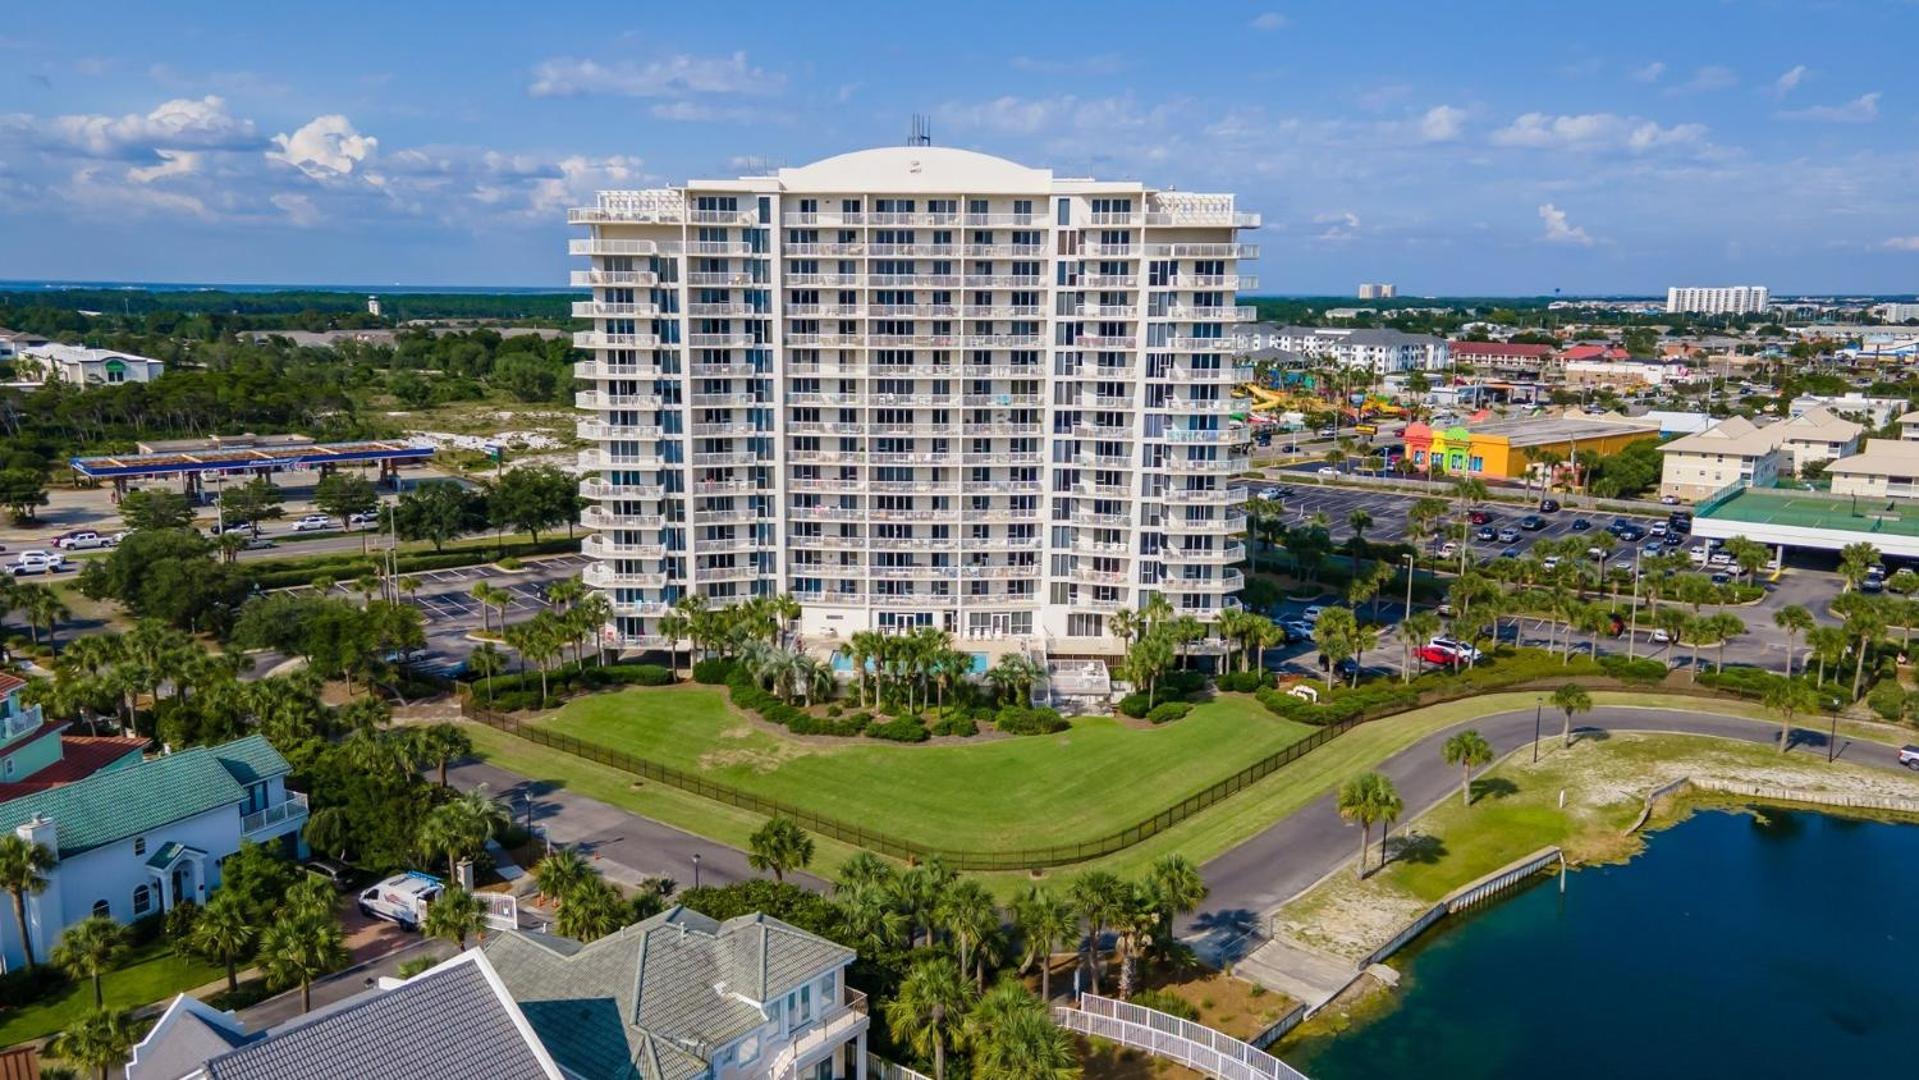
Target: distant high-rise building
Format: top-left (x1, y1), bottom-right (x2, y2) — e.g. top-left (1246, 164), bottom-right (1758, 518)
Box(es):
top-left (367, 295), bottom-right (382, 317)
top-left (1357, 283), bottom-right (1396, 300)
top-left (1357, 283), bottom-right (1377, 299)
top-left (1665, 286), bottom-right (1769, 315)
top-left (569, 146), bottom-right (1259, 654)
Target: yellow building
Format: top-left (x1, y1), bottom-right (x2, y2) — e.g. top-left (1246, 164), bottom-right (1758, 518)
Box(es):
top-left (1404, 412), bottom-right (1661, 481)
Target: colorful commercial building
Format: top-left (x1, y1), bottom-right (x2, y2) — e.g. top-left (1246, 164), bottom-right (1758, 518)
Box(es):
top-left (1402, 412), bottom-right (1662, 481)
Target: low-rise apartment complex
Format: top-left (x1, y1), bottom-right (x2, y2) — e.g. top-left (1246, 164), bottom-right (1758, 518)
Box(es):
top-left (1827, 439), bottom-right (1919, 499)
top-left (1657, 416), bottom-right (1788, 502)
top-left (1266, 325), bottom-right (1447, 375)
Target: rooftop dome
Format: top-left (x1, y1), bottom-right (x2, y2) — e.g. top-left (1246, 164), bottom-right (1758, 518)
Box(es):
top-left (776, 146), bottom-right (1053, 193)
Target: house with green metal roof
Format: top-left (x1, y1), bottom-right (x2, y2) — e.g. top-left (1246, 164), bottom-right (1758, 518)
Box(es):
top-left (484, 906), bottom-right (865, 1080)
top-left (0, 734), bottom-right (309, 972)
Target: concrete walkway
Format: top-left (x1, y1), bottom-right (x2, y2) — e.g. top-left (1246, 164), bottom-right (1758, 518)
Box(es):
top-left (446, 759), bottom-right (830, 894)
top-left (1179, 704), bottom-right (1913, 974)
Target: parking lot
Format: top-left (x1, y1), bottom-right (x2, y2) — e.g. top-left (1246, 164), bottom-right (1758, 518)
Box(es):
top-left (1249, 482), bottom-right (1682, 562)
top-left (284, 553), bottom-right (592, 627)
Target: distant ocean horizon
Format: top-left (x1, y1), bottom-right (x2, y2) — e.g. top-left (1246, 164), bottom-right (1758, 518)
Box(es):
top-left (0, 279), bottom-right (578, 295)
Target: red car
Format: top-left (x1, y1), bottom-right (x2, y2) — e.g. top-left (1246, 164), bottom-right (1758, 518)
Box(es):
top-left (1418, 644), bottom-right (1460, 666)
top-left (1468, 511), bottom-right (1492, 525)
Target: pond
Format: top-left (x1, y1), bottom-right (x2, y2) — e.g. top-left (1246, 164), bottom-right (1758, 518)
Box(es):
top-left (1283, 807), bottom-right (1919, 1078)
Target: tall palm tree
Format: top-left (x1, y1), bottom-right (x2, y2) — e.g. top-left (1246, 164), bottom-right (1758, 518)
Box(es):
top-left (19, 584), bottom-right (70, 654)
top-left (191, 892), bottom-right (257, 992)
top-left (469, 582), bottom-right (502, 636)
top-left (894, 859), bottom-right (953, 948)
top-left (1845, 609), bottom-right (1885, 701)
top-left (1347, 508), bottom-right (1374, 570)
top-left (1553, 683), bottom-right (1592, 748)
top-left (49, 1006), bottom-right (136, 1080)
top-left (936, 879), bottom-right (1000, 989)
top-left (882, 956), bottom-right (977, 1080)
top-left (532, 847), bottom-right (592, 909)
top-left (1145, 854), bottom-right (1209, 956)
top-left (1109, 608), bottom-right (1142, 650)
top-left (555, 875), bottom-right (629, 942)
top-left (1806, 625), bottom-right (1848, 686)
top-left (467, 641), bottom-right (506, 703)
top-left (658, 611), bottom-right (689, 679)
top-left (1401, 610), bottom-right (1442, 684)
top-left (672, 593), bottom-right (710, 662)
top-left (0, 834), bottom-right (52, 969)
top-left (424, 885), bottom-right (488, 950)
top-left (53, 916), bottom-right (129, 1007)
top-left (929, 649), bottom-right (974, 715)
top-left (1012, 886), bottom-right (1076, 1002)
top-left (1764, 678), bottom-right (1813, 755)
top-left (1068, 870), bottom-right (1126, 995)
top-left (1337, 772), bottom-right (1388, 879)
top-left (1442, 729), bottom-right (1494, 807)
top-left (847, 629), bottom-right (886, 708)
top-left (419, 723), bottom-right (473, 788)
top-left (965, 981), bottom-right (1077, 1080)
top-left (258, 915), bottom-right (347, 1013)
top-left (772, 593), bottom-right (802, 648)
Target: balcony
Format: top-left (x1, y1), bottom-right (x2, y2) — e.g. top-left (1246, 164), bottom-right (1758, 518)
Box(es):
top-left (689, 302), bottom-right (760, 317)
top-left (583, 536), bottom-right (668, 559)
top-left (1168, 335), bottom-right (1256, 353)
top-left (870, 566), bottom-right (956, 581)
top-left (962, 213), bottom-right (1042, 227)
top-left (690, 392), bottom-right (763, 408)
top-left (868, 274), bottom-right (960, 288)
top-left (689, 361), bottom-right (761, 379)
top-left (784, 333), bottom-right (863, 348)
top-left (0, 704), bottom-right (45, 743)
top-left (961, 244), bottom-right (1044, 257)
top-left (1071, 596), bottom-right (1129, 613)
top-left (572, 301), bottom-right (660, 318)
top-left (575, 391), bottom-right (663, 411)
top-left (781, 211), bottom-right (866, 226)
top-left (1158, 427), bottom-right (1245, 445)
top-left (689, 421), bottom-right (758, 438)
top-left (569, 270), bottom-right (659, 287)
top-left (1161, 485), bottom-right (1247, 506)
top-left (1070, 537), bottom-right (1132, 555)
top-left (574, 331), bottom-right (664, 350)
top-left (691, 505), bottom-right (762, 525)
top-left (872, 592), bottom-right (957, 608)
top-left (583, 565), bottom-right (670, 589)
top-left (1171, 274), bottom-right (1256, 290)
top-left (1165, 570), bottom-right (1247, 593)
top-left (1161, 456), bottom-right (1250, 475)
top-left (581, 508), bottom-right (665, 530)
top-left (241, 791), bottom-right (309, 838)
top-left (1071, 510), bottom-right (1133, 528)
top-left (684, 240), bottom-right (757, 256)
top-left (688, 271), bottom-right (760, 287)
top-left (869, 243), bottom-right (954, 257)
top-left (1088, 211), bottom-right (1143, 226)
top-left (869, 304), bottom-right (958, 318)
top-left (962, 275), bottom-right (1044, 289)
top-left (609, 600), bottom-right (672, 618)
top-left (578, 449), bottom-right (665, 471)
top-left (579, 479), bottom-right (666, 501)
top-left (568, 238), bottom-right (668, 257)
top-left (1164, 511), bottom-right (1249, 534)
top-left (785, 273), bottom-right (861, 287)
top-left (575, 360), bottom-right (668, 380)
top-left (1145, 242), bottom-right (1261, 258)
top-left (1157, 398), bottom-right (1240, 416)
top-left (869, 334), bottom-right (959, 349)
top-left (689, 333), bottom-right (760, 349)
top-left (698, 564), bottom-right (765, 583)
top-left (577, 421), bottom-right (663, 442)
top-left (1144, 209), bottom-right (1262, 227)
top-left (789, 506), bottom-right (865, 521)
top-left (1082, 275), bottom-right (1138, 289)
top-left (690, 450), bottom-right (763, 467)
top-left (692, 478), bottom-right (761, 494)
top-left (1077, 335), bottom-right (1136, 349)
top-left (1167, 305), bottom-right (1259, 323)
top-left (1162, 542), bottom-right (1249, 564)
top-left (1068, 566), bottom-right (1130, 586)
top-left (784, 242), bottom-right (865, 256)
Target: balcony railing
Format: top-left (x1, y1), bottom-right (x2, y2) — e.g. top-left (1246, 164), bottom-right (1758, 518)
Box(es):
top-left (0, 704), bottom-right (44, 743)
top-left (241, 791), bottom-right (308, 837)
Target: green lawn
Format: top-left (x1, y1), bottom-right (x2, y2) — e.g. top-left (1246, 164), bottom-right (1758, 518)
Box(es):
top-left (531, 686), bottom-right (1317, 853)
top-left (0, 942), bottom-right (222, 1045)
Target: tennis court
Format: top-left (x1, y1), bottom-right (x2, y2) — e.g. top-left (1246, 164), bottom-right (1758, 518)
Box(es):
top-left (1703, 487), bottom-right (1919, 539)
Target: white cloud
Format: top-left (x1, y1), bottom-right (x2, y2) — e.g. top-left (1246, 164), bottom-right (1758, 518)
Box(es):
top-left (1010, 54), bottom-right (1126, 76)
top-left (1491, 112), bottom-right (1707, 153)
top-left (1882, 236), bottom-right (1919, 252)
top-left (58, 165), bottom-right (211, 220)
top-left (127, 149), bottom-right (199, 184)
top-left (1671, 65), bottom-right (1737, 93)
top-left (26, 95), bottom-right (261, 160)
top-left (1417, 105), bottom-right (1466, 143)
top-left (935, 95), bottom-right (1066, 136)
top-left (1313, 211), bottom-right (1361, 242)
top-left (1779, 92), bottom-right (1880, 123)
top-left (526, 52), bottom-right (784, 98)
top-left (1631, 61), bottom-right (1666, 83)
top-left (645, 101), bottom-right (771, 124)
top-left (1538, 203), bottom-right (1594, 246)
top-left (271, 191), bottom-right (321, 227)
top-left (1249, 12), bottom-right (1287, 30)
top-left (1774, 64), bottom-right (1808, 97)
top-left (267, 115), bottom-right (376, 180)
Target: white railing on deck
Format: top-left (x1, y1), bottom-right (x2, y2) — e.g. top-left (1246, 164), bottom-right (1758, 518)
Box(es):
top-left (241, 791), bottom-right (308, 835)
top-left (1055, 994), bottom-right (1310, 1080)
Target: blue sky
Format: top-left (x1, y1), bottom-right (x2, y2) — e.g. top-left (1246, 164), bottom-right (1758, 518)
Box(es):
top-left (3, 1), bottom-right (1917, 295)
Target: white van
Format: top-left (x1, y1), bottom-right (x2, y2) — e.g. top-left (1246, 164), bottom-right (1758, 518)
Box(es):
top-left (357, 872), bottom-right (444, 930)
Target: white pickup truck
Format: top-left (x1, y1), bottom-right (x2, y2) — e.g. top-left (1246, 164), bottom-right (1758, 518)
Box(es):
top-left (356, 871), bottom-right (444, 930)
top-left (1900, 745), bottom-right (1919, 771)
top-left (9, 551), bottom-right (68, 576)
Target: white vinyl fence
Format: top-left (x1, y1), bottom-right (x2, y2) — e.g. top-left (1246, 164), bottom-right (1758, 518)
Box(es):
top-left (1054, 994), bottom-right (1311, 1080)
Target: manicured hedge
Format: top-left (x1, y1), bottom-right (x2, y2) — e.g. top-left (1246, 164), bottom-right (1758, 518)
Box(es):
top-left (866, 714), bottom-right (930, 742)
top-left (692, 658), bottom-right (735, 685)
top-left (994, 705), bottom-right (1069, 735)
top-left (1596, 655), bottom-right (1670, 684)
top-left (1147, 701), bottom-right (1193, 725)
top-left (931, 713), bottom-right (979, 738)
top-left (470, 661), bottom-right (673, 705)
top-left (1117, 693), bottom-right (1151, 719)
top-left (1216, 670), bottom-right (1274, 693)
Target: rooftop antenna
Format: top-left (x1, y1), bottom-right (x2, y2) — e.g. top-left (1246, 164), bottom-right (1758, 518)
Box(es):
top-left (907, 114), bottom-right (932, 147)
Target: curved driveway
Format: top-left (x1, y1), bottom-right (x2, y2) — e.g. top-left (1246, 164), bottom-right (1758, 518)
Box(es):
top-left (1180, 705), bottom-right (1909, 962)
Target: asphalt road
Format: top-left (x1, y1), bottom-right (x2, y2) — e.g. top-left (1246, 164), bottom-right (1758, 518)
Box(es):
top-left (236, 937), bottom-right (446, 1032)
top-left (1177, 704), bottom-right (1913, 964)
top-left (446, 759), bottom-right (830, 895)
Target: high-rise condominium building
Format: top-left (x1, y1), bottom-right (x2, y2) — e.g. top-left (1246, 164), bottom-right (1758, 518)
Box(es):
top-left (1665, 285), bottom-right (1769, 315)
top-left (1357, 282), bottom-right (1396, 299)
top-left (568, 147), bottom-right (1258, 654)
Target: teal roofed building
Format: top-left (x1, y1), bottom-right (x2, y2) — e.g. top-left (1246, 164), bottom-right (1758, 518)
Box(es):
top-left (0, 732), bottom-right (308, 972)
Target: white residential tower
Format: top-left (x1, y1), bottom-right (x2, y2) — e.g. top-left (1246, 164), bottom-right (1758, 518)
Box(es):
top-left (569, 147), bottom-right (1258, 655)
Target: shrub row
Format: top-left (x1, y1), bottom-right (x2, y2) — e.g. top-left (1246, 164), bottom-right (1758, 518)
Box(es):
top-left (993, 705), bottom-right (1069, 735)
top-left (469, 661), bottom-right (673, 711)
top-left (1147, 701), bottom-right (1193, 724)
top-left (1215, 670), bottom-right (1275, 693)
top-left (719, 663), bottom-right (871, 737)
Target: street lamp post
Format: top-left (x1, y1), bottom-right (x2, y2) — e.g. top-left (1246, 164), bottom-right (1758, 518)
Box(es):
top-left (692, 852), bottom-right (702, 890)
top-left (1404, 552), bottom-right (1415, 615)
top-left (1533, 694), bottom-right (1543, 764)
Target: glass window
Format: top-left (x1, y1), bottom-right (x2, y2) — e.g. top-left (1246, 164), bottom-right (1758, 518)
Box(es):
top-left (132, 885), bottom-right (153, 916)
top-left (91, 899), bottom-right (109, 919)
top-left (133, 836), bottom-right (146, 856)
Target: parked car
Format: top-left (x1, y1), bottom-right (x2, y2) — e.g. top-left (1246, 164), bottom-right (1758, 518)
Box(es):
top-left (1660, 494), bottom-right (1681, 505)
top-left (1650, 627), bottom-right (1673, 644)
top-left (1318, 654), bottom-right (1360, 677)
top-left (1439, 541), bottom-right (1460, 559)
top-left (1538, 498), bottom-right (1561, 512)
top-left (1430, 636), bottom-right (1482, 662)
top-left (292, 514), bottom-right (335, 532)
top-left (1500, 545), bottom-right (1522, 559)
top-left (1435, 602), bottom-right (1456, 618)
top-left (1618, 526), bottom-right (1645, 542)
top-left (1519, 515), bottom-right (1545, 531)
top-left (1643, 544), bottom-right (1664, 560)
top-left (1417, 644), bottom-right (1460, 666)
top-left (53, 530), bottom-right (118, 551)
top-left (243, 535), bottom-right (278, 550)
top-left (1689, 544), bottom-right (1710, 564)
top-left (347, 511), bottom-right (382, 529)
top-left (303, 859), bottom-right (356, 891)
top-left (1650, 522), bottom-right (1668, 537)
top-left (1542, 555), bottom-right (1562, 571)
top-left (1469, 510), bottom-right (1493, 525)
top-left (1475, 526), bottom-right (1496, 542)
top-left (1281, 620), bottom-right (1314, 643)
top-left (1900, 745), bottom-right (1919, 770)
top-left (1300, 605), bottom-right (1327, 624)
top-left (1708, 551), bottom-right (1733, 567)
top-left (1497, 528), bottom-right (1520, 543)
top-left (1570, 518), bottom-right (1591, 532)
top-left (1271, 485), bottom-right (1297, 498)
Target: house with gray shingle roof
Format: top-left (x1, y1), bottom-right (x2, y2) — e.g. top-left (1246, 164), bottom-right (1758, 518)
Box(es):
top-left (127, 948), bottom-right (564, 1080)
top-left (484, 905), bottom-right (866, 1080)
top-left (0, 735), bottom-right (309, 971)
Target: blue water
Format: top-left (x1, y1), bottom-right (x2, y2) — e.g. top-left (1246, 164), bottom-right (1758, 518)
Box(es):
top-left (1284, 808), bottom-right (1919, 1079)
top-left (830, 651), bottom-right (989, 674)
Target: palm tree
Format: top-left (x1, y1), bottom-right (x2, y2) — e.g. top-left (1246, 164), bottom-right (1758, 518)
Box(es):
top-left (191, 892), bottom-right (256, 993)
top-left (1806, 624), bottom-right (1848, 687)
top-left (1764, 678), bottom-right (1813, 755)
top-left (658, 611), bottom-right (689, 679)
top-left (746, 816), bottom-right (814, 883)
top-left (470, 582), bottom-right (504, 636)
top-left (1442, 729), bottom-right (1495, 807)
top-left (1145, 854), bottom-right (1208, 958)
top-left (988, 651), bottom-right (1044, 707)
top-left (1553, 683), bottom-right (1592, 748)
top-left (53, 916), bottom-right (129, 1006)
top-left (936, 878), bottom-right (1000, 989)
top-left (1400, 610), bottom-right (1442, 684)
top-left (1012, 886), bottom-right (1076, 1002)
top-left (1773, 604), bottom-right (1814, 679)
top-left (417, 801), bottom-right (490, 882)
top-left (894, 859), bottom-right (953, 948)
top-left (883, 956), bottom-right (977, 1080)
top-left (834, 886), bottom-right (908, 955)
top-left (1337, 772), bottom-right (1389, 879)
top-left (965, 980), bottom-right (1077, 1080)
top-left (467, 641), bottom-right (506, 703)
top-left (419, 723), bottom-right (473, 788)
top-left (553, 875), bottom-right (628, 942)
top-left (424, 885), bottom-right (489, 950)
top-left (19, 584), bottom-right (71, 654)
top-left (1109, 608), bottom-right (1142, 650)
top-left (1347, 508), bottom-right (1374, 571)
top-left (772, 593), bottom-right (802, 648)
top-left (929, 648), bottom-right (973, 715)
top-left (532, 847), bottom-right (592, 909)
top-left (259, 914), bottom-right (347, 1013)
top-left (847, 629), bottom-right (886, 708)
top-left (1069, 870), bottom-right (1127, 995)
top-left (0, 834), bottom-right (52, 969)
top-left (49, 1006), bottom-right (136, 1080)
top-left (1845, 609), bottom-right (1885, 701)
top-left (1124, 633), bottom-right (1175, 707)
